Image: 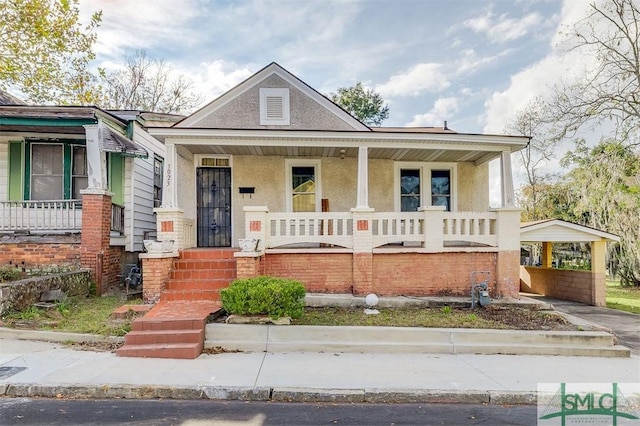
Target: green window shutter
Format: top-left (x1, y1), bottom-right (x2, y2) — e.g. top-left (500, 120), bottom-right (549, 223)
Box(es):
top-left (8, 142), bottom-right (24, 201)
top-left (109, 153), bottom-right (124, 205)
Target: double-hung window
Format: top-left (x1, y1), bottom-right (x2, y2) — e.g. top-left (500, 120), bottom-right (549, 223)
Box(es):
top-left (30, 144), bottom-right (64, 200)
top-left (396, 163), bottom-right (456, 212)
top-left (286, 160), bottom-right (321, 212)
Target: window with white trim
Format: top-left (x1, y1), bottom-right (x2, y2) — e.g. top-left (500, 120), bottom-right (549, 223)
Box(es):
top-left (260, 88), bottom-right (290, 125)
top-left (395, 163), bottom-right (456, 212)
top-left (286, 160), bottom-right (321, 212)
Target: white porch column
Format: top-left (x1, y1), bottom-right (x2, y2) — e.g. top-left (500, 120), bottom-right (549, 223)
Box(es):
top-left (356, 146), bottom-right (369, 209)
top-left (162, 141), bottom-right (178, 208)
top-left (500, 150), bottom-right (515, 208)
top-left (83, 124), bottom-right (108, 191)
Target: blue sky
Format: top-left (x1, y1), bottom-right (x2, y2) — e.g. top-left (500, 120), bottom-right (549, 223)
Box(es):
top-left (81, 0), bottom-right (596, 137)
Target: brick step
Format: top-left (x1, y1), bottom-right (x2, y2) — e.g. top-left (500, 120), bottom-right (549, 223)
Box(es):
top-left (179, 248), bottom-right (238, 260)
top-left (165, 279), bottom-right (232, 291)
top-left (170, 269), bottom-right (236, 280)
top-left (172, 259), bottom-right (237, 270)
top-left (160, 290), bottom-right (222, 302)
top-left (116, 342), bottom-right (203, 359)
top-left (132, 317), bottom-right (208, 332)
top-left (124, 328), bottom-right (204, 345)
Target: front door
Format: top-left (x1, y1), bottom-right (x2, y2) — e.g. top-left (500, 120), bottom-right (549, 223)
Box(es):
top-left (197, 167), bottom-right (231, 247)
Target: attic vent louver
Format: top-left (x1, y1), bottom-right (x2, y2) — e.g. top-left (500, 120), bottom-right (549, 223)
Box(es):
top-left (260, 88), bottom-right (290, 125)
top-left (266, 96), bottom-right (284, 119)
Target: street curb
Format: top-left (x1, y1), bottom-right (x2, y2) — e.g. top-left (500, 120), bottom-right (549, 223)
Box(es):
top-left (0, 327), bottom-right (123, 345)
top-left (0, 383), bottom-right (538, 405)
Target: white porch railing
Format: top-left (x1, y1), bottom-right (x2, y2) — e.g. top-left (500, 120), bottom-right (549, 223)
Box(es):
top-left (0, 200), bottom-right (82, 232)
top-left (443, 212), bottom-right (497, 246)
top-left (245, 207), bottom-right (503, 251)
top-left (266, 212), bottom-right (354, 248)
top-left (183, 218), bottom-right (195, 248)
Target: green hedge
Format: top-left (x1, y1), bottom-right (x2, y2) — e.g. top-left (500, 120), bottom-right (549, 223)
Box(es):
top-left (220, 276), bottom-right (306, 319)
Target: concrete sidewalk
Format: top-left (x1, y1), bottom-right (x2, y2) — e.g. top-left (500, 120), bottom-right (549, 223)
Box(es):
top-left (1, 330), bottom-right (638, 404)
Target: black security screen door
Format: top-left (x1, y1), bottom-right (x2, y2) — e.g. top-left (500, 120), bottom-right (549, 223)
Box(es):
top-left (197, 167), bottom-right (231, 247)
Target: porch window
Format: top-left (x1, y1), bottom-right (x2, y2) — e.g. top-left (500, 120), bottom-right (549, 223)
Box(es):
top-left (395, 163), bottom-right (456, 212)
top-left (400, 169), bottom-right (421, 212)
top-left (153, 156), bottom-right (163, 208)
top-left (431, 170), bottom-right (451, 211)
top-left (71, 146), bottom-right (88, 199)
top-left (286, 160), bottom-right (321, 212)
top-left (30, 144), bottom-right (64, 200)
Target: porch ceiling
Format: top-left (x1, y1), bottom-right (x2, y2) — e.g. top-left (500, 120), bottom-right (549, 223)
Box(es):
top-left (180, 144), bottom-right (497, 163)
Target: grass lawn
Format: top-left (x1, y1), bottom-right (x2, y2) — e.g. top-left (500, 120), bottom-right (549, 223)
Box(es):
top-left (0, 295), bottom-right (142, 336)
top-left (606, 280), bottom-right (640, 314)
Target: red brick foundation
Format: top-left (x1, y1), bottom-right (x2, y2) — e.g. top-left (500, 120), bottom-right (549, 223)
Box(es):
top-left (0, 242), bottom-right (81, 271)
top-left (253, 250), bottom-right (520, 298)
top-left (141, 256), bottom-right (174, 304)
top-left (236, 255), bottom-right (265, 279)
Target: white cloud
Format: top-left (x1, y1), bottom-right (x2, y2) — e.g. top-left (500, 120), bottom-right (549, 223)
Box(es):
top-left (464, 7), bottom-right (542, 43)
top-left (376, 63), bottom-right (450, 97)
top-left (406, 97), bottom-right (459, 127)
top-left (188, 60), bottom-right (254, 103)
top-left (482, 1), bottom-right (593, 134)
top-left (81, 0), bottom-right (202, 59)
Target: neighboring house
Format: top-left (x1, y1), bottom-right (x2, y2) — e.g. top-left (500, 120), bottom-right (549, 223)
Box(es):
top-left (0, 104), bottom-right (179, 291)
top-left (141, 62), bottom-right (529, 302)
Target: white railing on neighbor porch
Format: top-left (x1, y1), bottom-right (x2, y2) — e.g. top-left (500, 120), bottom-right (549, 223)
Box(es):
top-left (0, 200), bottom-right (82, 232)
top-left (245, 207), bottom-right (503, 251)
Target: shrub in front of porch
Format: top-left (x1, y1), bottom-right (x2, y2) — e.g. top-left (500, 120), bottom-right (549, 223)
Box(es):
top-left (220, 276), bottom-right (306, 320)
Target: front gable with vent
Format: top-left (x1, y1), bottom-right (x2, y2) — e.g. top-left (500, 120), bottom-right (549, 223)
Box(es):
top-left (176, 63), bottom-right (369, 131)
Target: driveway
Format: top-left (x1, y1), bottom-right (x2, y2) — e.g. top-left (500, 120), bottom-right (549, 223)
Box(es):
top-left (534, 296), bottom-right (640, 353)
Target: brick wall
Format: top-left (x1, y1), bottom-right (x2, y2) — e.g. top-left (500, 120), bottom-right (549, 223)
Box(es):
top-left (520, 266), bottom-right (604, 306)
top-left (141, 256), bottom-right (174, 303)
top-left (264, 253), bottom-right (354, 293)
top-left (0, 242), bottom-right (81, 272)
top-left (80, 192), bottom-right (118, 294)
top-left (236, 255), bottom-right (265, 279)
top-left (372, 252), bottom-right (497, 296)
top-left (261, 251), bottom-right (501, 297)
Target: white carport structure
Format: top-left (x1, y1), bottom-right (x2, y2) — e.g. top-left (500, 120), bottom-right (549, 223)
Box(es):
top-left (519, 219), bottom-right (620, 306)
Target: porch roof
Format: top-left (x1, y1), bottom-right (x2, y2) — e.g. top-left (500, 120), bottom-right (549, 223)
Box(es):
top-left (148, 127), bottom-right (530, 165)
top-left (521, 219), bottom-right (620, 243)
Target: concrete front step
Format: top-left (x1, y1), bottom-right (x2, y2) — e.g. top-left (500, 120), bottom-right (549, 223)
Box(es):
top-left (165, 279), bottom-right (231, 291)
top-left (132, 317), bottom-right (208, 332)
top-left (116, 342), bottom-right (203, 359)
top-left (205, 324), bottom-right (631, 358)
top-left (179, 248), bottom-right (238, 260)
top-left (160, 290), bottom-right (221, 302)
top-left (124, 328), bottom-right (204, 345)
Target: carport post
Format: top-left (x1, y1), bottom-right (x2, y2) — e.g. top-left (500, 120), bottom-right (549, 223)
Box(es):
top-left (541, 242), bottom-right (553, 268)
top-left (591, 240), bottom-right (607, 306)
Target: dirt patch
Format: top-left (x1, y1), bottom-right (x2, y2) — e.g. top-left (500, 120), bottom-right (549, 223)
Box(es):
top-left (473, 305), bottom-right (576, 331)
top-left (65, 340), bottom-right (123, 352)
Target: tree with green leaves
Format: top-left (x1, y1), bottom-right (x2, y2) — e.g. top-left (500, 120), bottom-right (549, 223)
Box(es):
top-left (330, 82), bottom-right (389, 126)
top-left (0, 0), bottom-right (102, 104)
top-left (561, 139), bottom-right (640, 286)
